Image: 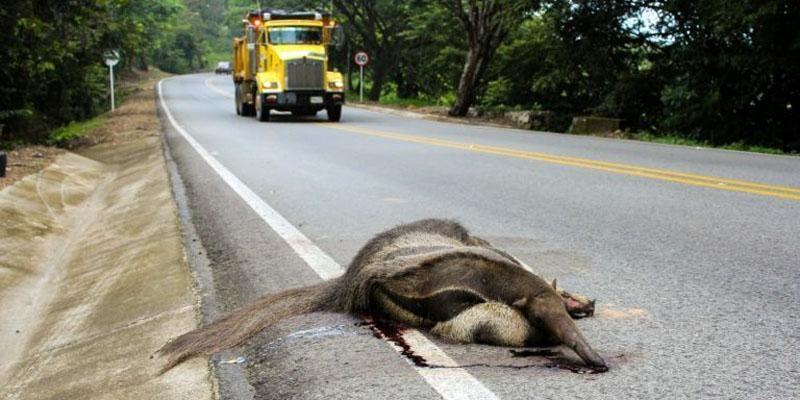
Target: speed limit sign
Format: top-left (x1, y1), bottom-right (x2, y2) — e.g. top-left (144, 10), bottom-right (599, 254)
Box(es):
top-left (354, 51), bottom-right (369, 66)
top-left (354, 51), bottom-right (369, 102)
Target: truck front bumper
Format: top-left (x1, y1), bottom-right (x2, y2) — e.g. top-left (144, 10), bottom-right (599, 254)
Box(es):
top-left (262, 91), bottom-right (345, 110)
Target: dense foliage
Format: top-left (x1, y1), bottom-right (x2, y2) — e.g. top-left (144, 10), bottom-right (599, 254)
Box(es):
top-left (327, 0), bottom-right (799, 151)
top-left (2, 1), bottom-right (798, 151)
top-left (0, 0), bottom-right (215, 142)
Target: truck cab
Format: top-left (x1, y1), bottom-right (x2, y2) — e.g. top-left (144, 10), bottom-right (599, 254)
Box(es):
top-left (233, 10), bottom-right (345, 122)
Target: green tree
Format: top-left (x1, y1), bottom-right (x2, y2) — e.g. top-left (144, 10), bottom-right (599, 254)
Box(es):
top-left (1, 0), bottom-right (113, 139)
top-left (438, 0), bottom-right (539, 116)
top-left (106, 0), bottom-right (184, 69)
top-left (527, 0), bottom-right (649, 123)
top-left (333, 0), bottom-right (415, 101)
top-left (1, 0), bottom-right (214, 143)
top-left (395, 4), bottom-right (465, 100)
top-left (657, 0), bottom-right (800, 149)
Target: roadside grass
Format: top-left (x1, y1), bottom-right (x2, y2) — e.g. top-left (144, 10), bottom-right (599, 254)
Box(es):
top-left (50, 114), bottom-right (109, 144)
top-left (114, 80), bottom-right (143, 108)
top-left (627, 132), bottom-right (789, 155)
top-left (346, 89), bottom-right (452, 110)
top-left (47, 69), bottom-right (163, 147)
top-left (51, 69), bottom-right (170, 146)
top-left (378, 91), bottom-right (452, 108)
top-left (379, 95), bottom-right (436, 108)
top-left (717, 141), bottom-right (789, 155)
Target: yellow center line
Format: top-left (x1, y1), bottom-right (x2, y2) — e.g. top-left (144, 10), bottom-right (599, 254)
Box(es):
top-left (317, 122), bottom-right (800, 202)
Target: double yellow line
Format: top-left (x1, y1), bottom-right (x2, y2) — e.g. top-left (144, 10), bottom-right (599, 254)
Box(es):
top-left (320, 123), bottom-right (800, 202)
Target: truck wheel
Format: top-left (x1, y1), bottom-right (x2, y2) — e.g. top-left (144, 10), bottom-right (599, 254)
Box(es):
top-left (236, 84), bottom-right (254, 116)
top-left (327, 105), bottom-right (342, 122)
top-left (235, 88), bottom-right (242, 115)
top-left (243, 103), bottom-right (255, 116)
top-left (242, 94), bottom-right (255, 116)
top-left (255, 95), bottom-right (270, 122)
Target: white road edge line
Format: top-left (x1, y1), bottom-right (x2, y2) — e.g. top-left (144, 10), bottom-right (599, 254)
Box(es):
top-left (159, 78), bottom-right (501, 400)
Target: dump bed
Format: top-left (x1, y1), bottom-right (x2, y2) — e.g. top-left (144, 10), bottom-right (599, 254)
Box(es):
top-left (232, 37), bottom-right (249, 82)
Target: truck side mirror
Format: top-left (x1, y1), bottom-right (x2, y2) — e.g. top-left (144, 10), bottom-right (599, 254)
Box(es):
top-left (325, 25), bottom-right (344, 48)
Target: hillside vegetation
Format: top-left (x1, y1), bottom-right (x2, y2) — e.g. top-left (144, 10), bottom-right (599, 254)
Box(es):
top-left (2, 1), bottom-right (798, 153)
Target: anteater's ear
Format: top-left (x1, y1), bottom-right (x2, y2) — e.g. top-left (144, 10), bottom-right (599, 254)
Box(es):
top-left (551, 279), bottom-right (557, 290)
top-left (512, 297), bottom-right (527, 308)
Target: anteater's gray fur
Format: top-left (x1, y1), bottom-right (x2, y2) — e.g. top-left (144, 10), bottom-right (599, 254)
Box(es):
top-left (158, 219), bottom-right (607, 373)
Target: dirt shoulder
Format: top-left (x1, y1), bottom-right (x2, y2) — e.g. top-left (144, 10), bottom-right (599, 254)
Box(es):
top-left (0, 72), bottom-right (214, 399)
top-left (0, 146), bottom-right (64, 191)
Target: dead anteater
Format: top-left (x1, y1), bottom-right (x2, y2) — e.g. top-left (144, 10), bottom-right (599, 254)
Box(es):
top-left (159, 219), bottom-right (607, 372)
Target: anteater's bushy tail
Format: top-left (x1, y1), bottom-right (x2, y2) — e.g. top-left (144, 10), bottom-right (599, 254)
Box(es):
top-left (158, 280), bottom-right (340, 374)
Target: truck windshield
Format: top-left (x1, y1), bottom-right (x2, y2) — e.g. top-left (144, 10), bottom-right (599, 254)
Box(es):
top-left (268, 27), bottom-right (322, 45)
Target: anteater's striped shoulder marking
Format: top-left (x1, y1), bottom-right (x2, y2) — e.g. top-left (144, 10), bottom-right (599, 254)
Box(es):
top-left (378, 286), bottom-right (487, 325)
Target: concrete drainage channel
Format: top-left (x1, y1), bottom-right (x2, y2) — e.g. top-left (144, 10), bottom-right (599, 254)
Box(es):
top-left (0, 138), bottom-right (214, 399)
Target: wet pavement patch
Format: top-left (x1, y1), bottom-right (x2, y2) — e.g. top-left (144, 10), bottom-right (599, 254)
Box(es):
top-left (286, 325), bottom-right (350, 340)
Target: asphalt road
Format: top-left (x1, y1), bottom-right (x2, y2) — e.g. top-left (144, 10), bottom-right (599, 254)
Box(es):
top-left (159, 73), bottom-right (800, 399)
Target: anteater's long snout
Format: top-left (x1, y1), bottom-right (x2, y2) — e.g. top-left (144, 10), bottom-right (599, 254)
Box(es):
top-left (542, 311), bottom-right (608, 371)
top-left (567, 330), bottom-right (608, 371)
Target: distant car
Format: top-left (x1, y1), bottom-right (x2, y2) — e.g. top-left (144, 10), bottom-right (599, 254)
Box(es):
top-left (215, 61), bottom-right (231, 74)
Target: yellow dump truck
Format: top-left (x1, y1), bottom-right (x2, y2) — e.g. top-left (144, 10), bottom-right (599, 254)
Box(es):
top-left (233, 10), bottom-right (345, 122)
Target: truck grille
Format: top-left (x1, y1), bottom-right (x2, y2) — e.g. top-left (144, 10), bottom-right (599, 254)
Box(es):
top-left (285, 58), bottom-right (323, 90)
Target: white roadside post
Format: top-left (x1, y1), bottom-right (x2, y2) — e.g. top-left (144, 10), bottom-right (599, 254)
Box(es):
top-left (104, 50), bottom-right (120, 111)
top-left (354, 51), bottom-right (369, 103)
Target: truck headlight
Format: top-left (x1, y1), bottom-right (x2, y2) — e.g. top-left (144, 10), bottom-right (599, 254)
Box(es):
top-left (262, 82), bottom-right (278, 90)
top-left (328, 81), bottom-right (344, 90)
